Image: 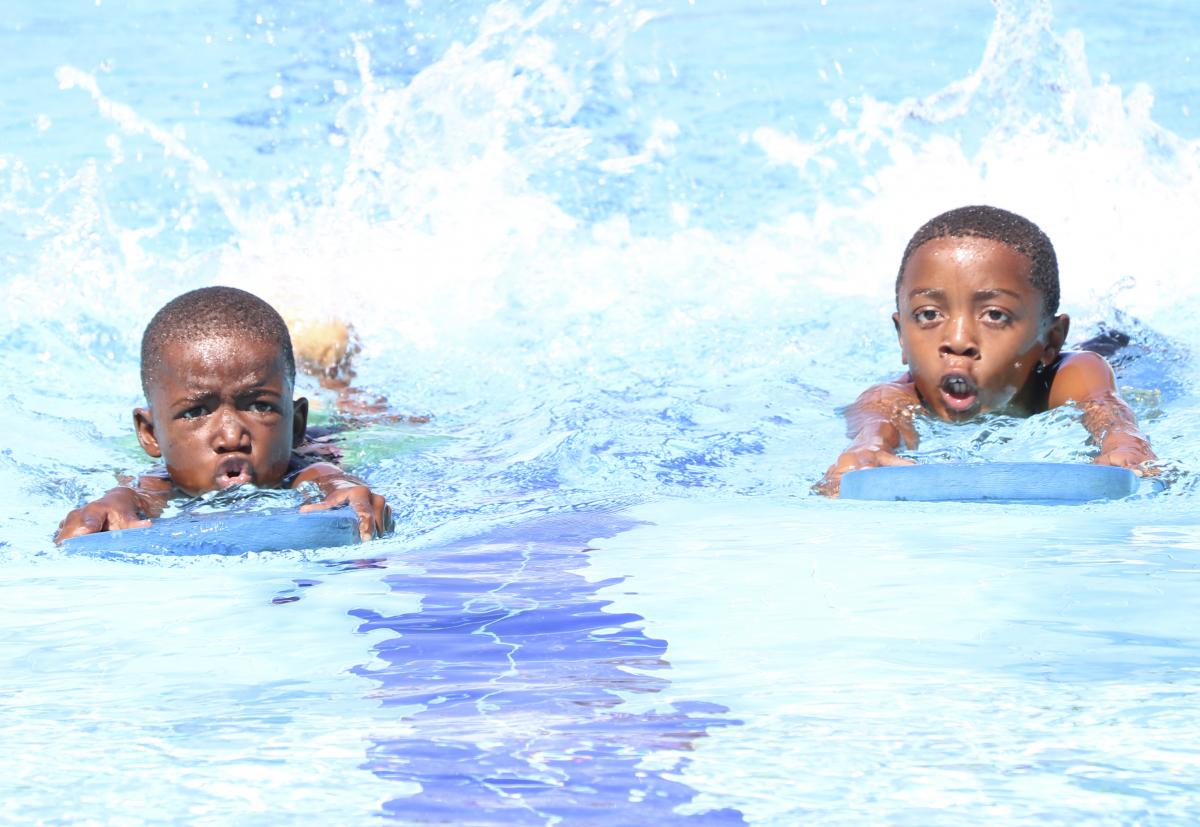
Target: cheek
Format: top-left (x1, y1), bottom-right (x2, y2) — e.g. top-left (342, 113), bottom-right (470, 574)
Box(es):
top-left (260, 424), bottom-right (296, 456)
top-left (1011, 338), bottom-right (1048, 370)
top-left (898, 337), bottom-right (937, 368)
top-left (157, 424), bottom-right (194, 453)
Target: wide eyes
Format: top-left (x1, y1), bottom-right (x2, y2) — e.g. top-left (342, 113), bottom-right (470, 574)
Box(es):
top-left (176, 400), bottom-right (279, 420)
top-left (909, 307), bottom-right (1013, 327)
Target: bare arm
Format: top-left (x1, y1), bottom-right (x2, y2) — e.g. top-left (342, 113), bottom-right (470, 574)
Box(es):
top-left (1048, 351), bottom-right (1157, 473)
top-left (54, 474), bottom-right (171, 543)
top-left (815, 380), bottom-right (922, 497)
top-left (293, 461), bottom-right (393, 541)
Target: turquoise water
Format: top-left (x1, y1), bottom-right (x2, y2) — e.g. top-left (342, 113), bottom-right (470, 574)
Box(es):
top-left (3, 0), bottom-right (1200, 823)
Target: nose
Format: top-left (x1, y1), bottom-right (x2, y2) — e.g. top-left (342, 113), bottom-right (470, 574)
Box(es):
top-left (939, 315), bottom-right (980, 359)
top-left (212, 407), bottom-right (251, 453)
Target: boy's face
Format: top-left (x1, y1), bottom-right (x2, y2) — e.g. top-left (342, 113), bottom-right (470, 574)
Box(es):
top-left (134, 334), bottom-right (307, 496)
top-left (893, 236), bottom-right (1068, 420)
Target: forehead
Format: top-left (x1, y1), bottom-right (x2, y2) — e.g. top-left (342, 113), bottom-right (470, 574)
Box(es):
top-left (900, 236), bottom-right (1035, 297)
top-left (148, 334), bottom-right (288, 391)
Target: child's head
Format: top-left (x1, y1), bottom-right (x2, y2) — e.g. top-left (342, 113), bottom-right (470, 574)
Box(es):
top-left (134, 287), bottom-right (308, 495)
top-left (892, 205), bottom-right (1069, 419)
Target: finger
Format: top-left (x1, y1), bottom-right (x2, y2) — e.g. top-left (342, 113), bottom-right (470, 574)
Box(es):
top-left (299, 487), bottom-right (385, 540)
top-left (1098, 453), bottom-right (1154, 479)
top-left (108, 512), bottom-right (151, 531)
top-left (54, 514), bottom-right (75, 544)
top-left (299, 496), bottom-right (370, 539)
top-left (827, 457), bottom-right (869, 477)
top-left (350, 504), bottom-right (372, 542)
top-left (53, 518), bottom-right (75, 544)
top-left (329, 488), bottom-right (377, 540)
top-left (372, 496), bottom-right (392, 538)
top-left (1122, 457), bottom-right (1161, 477)
top-left (317, 488), bottom-right (376, 540)
top-left (300, 493), bottom-right (346, 513)
top-left (819, 453), bottom-right (883, 496)
top-left (812, 468), bottom-right (842, 497)
top-left (351, 495), bottom-right (376, 541)
top-left (1095, 452), bottom-right (1130, 470)
top-left (876, 453), bottom-right (916, 467)
top-left (55, 509), bottom-right (101, 543)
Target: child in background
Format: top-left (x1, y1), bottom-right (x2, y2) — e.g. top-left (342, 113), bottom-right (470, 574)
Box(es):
top-left (818, 205), bottom-right (1156, 496)
top-left (55, 286), bottom-right (392, 541)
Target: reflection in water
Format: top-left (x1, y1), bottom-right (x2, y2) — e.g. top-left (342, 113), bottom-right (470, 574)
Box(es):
top-left (351, 512), bottom-right (745, 824)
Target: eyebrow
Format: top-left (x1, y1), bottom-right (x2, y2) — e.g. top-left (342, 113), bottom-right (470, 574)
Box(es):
top-left (168, 379), bottom-right (283, 407)
top-left (907, 287), bottom-right (1024, 302)
top-left (908, 288), bottom-right (946, 301)
top-left (972, 288), bottom-right (1023, 301)
top-left (164, 390), bottom-right (218, 412)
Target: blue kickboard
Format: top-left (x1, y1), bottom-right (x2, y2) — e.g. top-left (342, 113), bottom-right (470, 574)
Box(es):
top-left (839, 462), bottom-right (1139, 503)
top-left (61, 508), bottom-right (362, 556)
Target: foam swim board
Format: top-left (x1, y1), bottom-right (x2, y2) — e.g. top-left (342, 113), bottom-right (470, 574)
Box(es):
top-left (61, 508), bottom-right (362, 556)
top-left (839, 462), bottom-right (1139, 503)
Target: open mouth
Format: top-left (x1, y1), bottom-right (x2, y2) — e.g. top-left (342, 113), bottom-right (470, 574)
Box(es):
top-left (214, 457), bottom-right (256, 489)
top-left (938, 372), bottom-right (979, 413)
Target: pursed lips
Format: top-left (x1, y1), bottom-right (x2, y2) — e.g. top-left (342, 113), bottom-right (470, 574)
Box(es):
top-left (214, 455), bottom-right (256, 488)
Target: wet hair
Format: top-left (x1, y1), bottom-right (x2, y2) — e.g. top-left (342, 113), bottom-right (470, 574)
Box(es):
top-left (140, 286), bottom-right (296, 396)
top-left (896, 205), bottom-right (1060, 318)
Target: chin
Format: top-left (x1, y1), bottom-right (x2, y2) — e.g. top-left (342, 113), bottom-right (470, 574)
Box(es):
top-left (945, 407), bottom-right (981, 422)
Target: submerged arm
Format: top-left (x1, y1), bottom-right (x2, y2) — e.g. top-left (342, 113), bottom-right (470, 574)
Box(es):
top-left (816, 380), bottom-right (922, 497)
top-left (1048, 351), bottom-right (1157, 473)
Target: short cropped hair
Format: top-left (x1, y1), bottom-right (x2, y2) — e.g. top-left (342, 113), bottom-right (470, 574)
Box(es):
top-left (896, 205), bottom-right (1060, 318)
top-left (140, 286), bottom-right (296, 395)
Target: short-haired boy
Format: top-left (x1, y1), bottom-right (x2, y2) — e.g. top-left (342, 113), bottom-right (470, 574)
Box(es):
top-left (55, 286), bottom-right (392, 541)
top-left (818, 205), bottom-right (1157, 496)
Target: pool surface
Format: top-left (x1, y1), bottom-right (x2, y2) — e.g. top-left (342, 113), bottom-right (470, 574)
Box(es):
top-left (3, 0), bottom-right (1200, 823)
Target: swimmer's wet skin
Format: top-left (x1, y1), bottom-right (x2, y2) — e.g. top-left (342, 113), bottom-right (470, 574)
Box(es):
top-left (817, 205), bottom-right (1157, 497)
top-left (54, 287), bottom-right (393, 544)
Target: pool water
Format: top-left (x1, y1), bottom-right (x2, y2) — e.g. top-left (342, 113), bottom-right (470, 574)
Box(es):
top-left (3, 0), bottom-right (1200, 823)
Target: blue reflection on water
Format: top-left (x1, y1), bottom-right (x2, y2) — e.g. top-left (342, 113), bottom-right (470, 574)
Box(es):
top-left (353, 512), bottom-right (745, 824)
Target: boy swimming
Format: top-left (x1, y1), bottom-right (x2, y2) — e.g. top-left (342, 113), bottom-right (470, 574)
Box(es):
top-left (55, 286), bottom-right (393, 541)
top-left (818, 205), bottom-right (1157, 496)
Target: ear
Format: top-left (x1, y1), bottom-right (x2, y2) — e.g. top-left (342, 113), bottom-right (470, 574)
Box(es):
top-left (1041, 313), bottom-right (1070, 366)
top-left (892, 311), bottom-right (908, 365)
top-left (134, 407), bottom-right (162, 458)
top-left (292, 396), bottom-right (309, 448)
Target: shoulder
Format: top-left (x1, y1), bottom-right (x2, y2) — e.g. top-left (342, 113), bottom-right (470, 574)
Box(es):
top-left (855, 375), bottom-right (918, 402)
top-left (1047, 350), bottom-right (1118, 408)
top-left (848, 377), bottom-right (921, 416)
